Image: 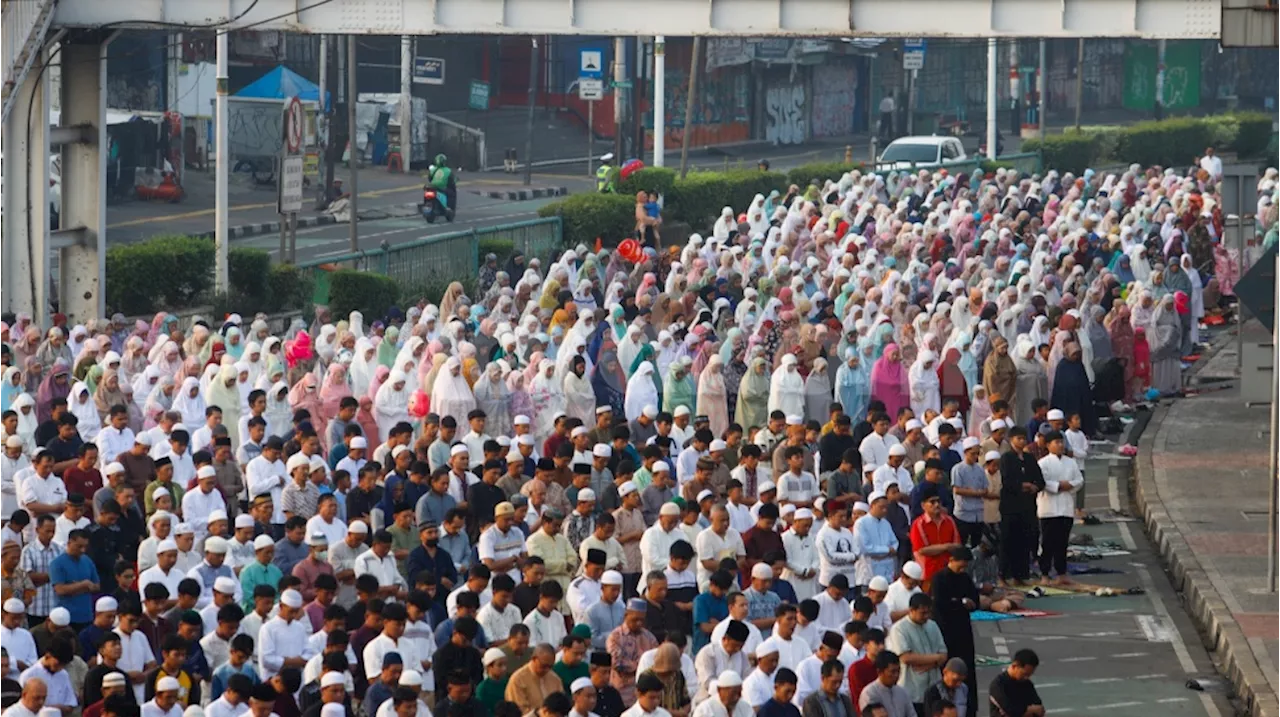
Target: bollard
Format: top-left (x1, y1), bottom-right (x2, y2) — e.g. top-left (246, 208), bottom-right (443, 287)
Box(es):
top-left (504, 148), bottom-right (517, 173)
top-left (844, 145), bottom-right (852, 164)
top-left (869, 138), bottom-right (878, 168)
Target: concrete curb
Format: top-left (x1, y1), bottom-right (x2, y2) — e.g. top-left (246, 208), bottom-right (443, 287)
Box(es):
top-left (1129, 338), bottom-right (1278, 717)
top-left (469, 186), bottom-right (569, 201)
top-left (193, 214), bottom-right (337, 241)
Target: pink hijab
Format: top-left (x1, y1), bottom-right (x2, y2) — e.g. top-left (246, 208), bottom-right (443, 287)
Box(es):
top-left (869, 343), bottom-right (910, 419)
top-left (318, 363), bottom-right (353, 426)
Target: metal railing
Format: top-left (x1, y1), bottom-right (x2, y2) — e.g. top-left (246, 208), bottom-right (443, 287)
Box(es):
top-left (296, 216), bottom-right (562, 305)
top-left (425, 113), bottom-right (486, 172)
top-left (2, 0), bottom-right (57, 124)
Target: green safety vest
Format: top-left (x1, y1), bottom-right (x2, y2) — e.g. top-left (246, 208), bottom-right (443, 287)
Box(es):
top-left (596, 164), bottom-right (614, 193)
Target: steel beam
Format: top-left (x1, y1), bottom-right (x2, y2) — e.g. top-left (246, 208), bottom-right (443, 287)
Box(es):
top-left (57, 38), bottom-right (109, 324)
top-left (49, 123), bottom-right (96, 147)
top-left (52, 0), bottom-right (1223, 37)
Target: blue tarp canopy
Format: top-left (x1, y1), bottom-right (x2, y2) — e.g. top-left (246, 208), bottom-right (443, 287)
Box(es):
top-left (236, 65), bottom-right (330, 108)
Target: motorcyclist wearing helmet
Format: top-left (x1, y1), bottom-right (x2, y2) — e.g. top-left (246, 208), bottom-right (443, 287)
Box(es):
top-left (428, 153), bottom-right (458, 211)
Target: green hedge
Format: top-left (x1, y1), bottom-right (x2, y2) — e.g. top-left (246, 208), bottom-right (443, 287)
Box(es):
top-left (786, 162), bottom-right (864, 187)
top-left (663, 169), bottom-right (785, 230)
top-left (327, 270), bottom-right (401, 318)
top-left (1021, 132), bottom-right (1101, 175)
top-left (105, 235), bottom-right (215, 315)
top-left (478, 238), bottom-right (515, 265)
top-left (229, 248), bottom-right (271, 305)
top-left (1115, 117), bottom-right (1214, 168)
top-left (265, 264), bottom-right (314, 313)
top-left (538, 193), bottom-right (636, 248)
top-left (618, 167), bottom-right (677, 198)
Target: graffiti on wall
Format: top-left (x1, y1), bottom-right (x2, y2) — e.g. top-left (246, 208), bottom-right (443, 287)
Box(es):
top-left (810, 64), bottom-right (856, 138)
top-left (765, 82), bottom-right (805, 145)
top-left (664, 67), bottom-right (750, 128)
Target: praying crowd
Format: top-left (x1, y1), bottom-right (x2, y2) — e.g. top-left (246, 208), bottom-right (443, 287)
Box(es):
top-left (0, 160), bottom-right (1277, 717)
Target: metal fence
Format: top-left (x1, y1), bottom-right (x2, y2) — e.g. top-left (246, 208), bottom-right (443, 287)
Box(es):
top-left (297, 216), bottom-right (562, 305)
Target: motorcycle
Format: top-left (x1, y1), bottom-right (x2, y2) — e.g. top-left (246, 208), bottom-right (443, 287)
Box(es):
top-left (419, 186), bottom-right (455, 223)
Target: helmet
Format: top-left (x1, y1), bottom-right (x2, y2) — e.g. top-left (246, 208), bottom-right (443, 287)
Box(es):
top-left (757, 159), bottom-right (770, 170)
top-left (434, 153), bottom-right (448, 166)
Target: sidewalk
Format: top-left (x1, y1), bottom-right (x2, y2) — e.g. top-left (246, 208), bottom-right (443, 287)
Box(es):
top-left (1133, 322), bottom-right (1279, 717)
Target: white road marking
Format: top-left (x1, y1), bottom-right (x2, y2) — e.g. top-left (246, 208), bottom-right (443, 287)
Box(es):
top-left (1030, 635), bottom-right (1069, 642)
top-left (1035, 682), bottom-right (1064, 689)
top-left (992, 636), bottom-right (1009, 657)
top-left (1112, 652), bottom-right (1150, 658)
top-left (1133, 673), bottom-right (1167, 680)
top-left (1157, 697), bottom-right (1191, 704)
top-left (1086, 701), bottom-right (1144, 709)
top-left (1059, 656), bottom-right (1096, 663)
top-left (1082, 677), bottom-right (1123, 684)
top-left (1110, 465), bottom-right (1224, 717)
top-left (1137, 614), bottom-right (1176, 642)
top-left (1080, 631), bottom-right (1121, 637)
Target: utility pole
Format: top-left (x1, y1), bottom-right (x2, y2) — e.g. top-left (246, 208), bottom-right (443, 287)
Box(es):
top-left (679, 36), bottom-right (700, 179)
top-left (215, 29), bottom-right (229, 292)
top-left (986, 38), bottom-right (997, 159)
top-left (318, 35), bottom-right (331, 207)
top-left (613, 37), bottom-right (626, 161)
top-left (347, 35), bottom-right (359, 252)
top-left (1038, 38), bottom-right (1047, 139)
top-left (1009, 41), bottom-right (1020, 138)
top-left (653, 36), bottom-right (665, 166)
top-left (1154, 38), bottom-right (1167, 120)
top-left (524, 37), bottom-right (538, 186)
top-left (400, 36), bottom-right (413, 169)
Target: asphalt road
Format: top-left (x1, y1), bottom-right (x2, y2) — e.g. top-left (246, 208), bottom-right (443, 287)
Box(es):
top-left (966, 439), bottom-right (1236, 716)
top-left (233, 193), bottom-right (563, 264)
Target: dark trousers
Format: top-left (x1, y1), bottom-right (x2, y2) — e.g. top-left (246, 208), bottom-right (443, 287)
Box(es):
top-left (955, 518), bottom-right (983, 548)
top-left (1039, 516), bottom-right (1073, 577)
top-left (1000, 513), bottom-right (1036, 581)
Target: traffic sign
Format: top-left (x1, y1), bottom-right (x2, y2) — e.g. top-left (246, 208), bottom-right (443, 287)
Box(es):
top-left (579, 48), bottom-right (604, 79)
top-left (578, 78), bottom-right (604, 101)
top-left (413, 57), bottom-right (445, 85)
top-left (469, 80), bottom-right (490, 111)
top-left (283, 96), bottom-right (304, 154)
top-left (903, 37), bottom-right (926, 71)
top-left (278, 156), bottom-right (304, 213)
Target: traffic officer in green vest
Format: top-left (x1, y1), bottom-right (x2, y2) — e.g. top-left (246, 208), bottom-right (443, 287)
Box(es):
top-left (596, 153), bottom-right (616, 193)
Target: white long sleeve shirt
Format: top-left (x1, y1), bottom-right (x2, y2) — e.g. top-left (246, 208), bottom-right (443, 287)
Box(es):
top-left (858, 433), bottom-right (899, 471)
top-left (181, 487), bottom-right (226, 540)
top-left (815, 523), bottom-right (857, 587)
top-left (872, 464), bottom-right (913, 495)
top-left (852, 515), bottom-right (898, 587)
top-left (204, 696), bottom-right (248, 717)
top-left (639, 524), bottom-right (685, 576)
top-left (1036, 453), bottom-right (1083, 519)
top-left (95, 426), bottom-right (135, 464)
top-left (765, 632), bottom-right (811, 672)
top-left (246, 455), bottom-right (287, 524)
top-left (1064, 429), bottom-right (1089, 472)
top-left (812, 590), bottom-right (851, 634)
top-left (257, 615), bottom-right (313, 679)
top-left (781, 530), bottom-right (819, 601)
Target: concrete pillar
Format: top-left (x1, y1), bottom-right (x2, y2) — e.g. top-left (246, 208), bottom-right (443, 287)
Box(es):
top-left (400, 35), bottom-right (413, 166)
top-left (986, 38), bottom-right (998, 157)
top-left (653, 36), bottom-right (665, 166)
top-left (2, 46), bottom-right (51, 323)
top-left (58, 39), bottom-right (108, 323)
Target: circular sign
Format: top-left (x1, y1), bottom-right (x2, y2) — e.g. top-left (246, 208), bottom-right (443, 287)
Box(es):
top-left (283, 96), bottom-right (304, 154)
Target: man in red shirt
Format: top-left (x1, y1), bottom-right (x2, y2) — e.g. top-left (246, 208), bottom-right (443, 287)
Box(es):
top-left (909, 484), bottom-right (961, 592)
top-left (847, 627), bottom-right (885, 705)
top-left (62, 444), bottom-right (103, 517)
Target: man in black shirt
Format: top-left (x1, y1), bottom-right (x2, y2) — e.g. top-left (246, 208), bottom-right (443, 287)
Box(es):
top-left (434, 617), bottom-right (484, 703)
top-left (34, 398), bottom-right (69, 448)
top-left (641, 573), bottom-right (686, 644)
top-left (467, 460), bottom-right (507, 537)
top-left (512, 557), bottom-right (545, 616)
top-left (588, 652), bottom-right (624, 717)
top-left (987, 649), bottom-right (1043, 717)
top-left (998, 428), bottom-right (1043, 585)
top-left (817, 415), bottom-right (857, 475)
top-left (931, 548), bottom-right (979, 715)
top-left (87, 500), bottom-right (124, 581)
top-left (46, 413), bottom-right (84, 474)
top-left (345, 465), bottom-right (383, 530)
top-left (850, 400), bottom-right (887, 450)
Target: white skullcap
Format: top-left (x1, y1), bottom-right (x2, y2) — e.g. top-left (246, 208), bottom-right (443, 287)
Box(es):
top-left (888, 444), bottom-right (907, 457)
top-left (207, 509), bottom-right (228, 525)
top-left (1046, 409), bottom-right (1065, 420)
top-left (709, 439), bottom-right (727, 452)
top-left (751, 563), bottom-right (773, 580)
top-left (517, 434), bottom-right (536, 446)
top-left (697, 489), bottom-right (714, 503)
top-left (905, 419), bottom-right (923, 431)
top-left (577, 489), bottom-right (596, 503)
top-left (197, 465), bottom-right (217, 479)
top-left (868, 490), bottom-right (887, 503)
top-left (868, 576), bottom-right (890, 592)
top-left (902, 561), bottom-right (924, 580)
top-left (962, 437), bottom-right (981, 450)
top-left (659, 502), bottom-right (681, 517)
top-left (794, 508), bottom-right (814, 520)
top-left (514, 415), bottom-right (531, 426)
top-left (135, 433), bottom-right (154, 447)
top-left (320, 672), bottom-right (346, 689)
top-left (2, 598), bottom-right (25, 614)
top-left (785, 414), bottom-right (803, 426)
top-left (350, 436), bottom-right (368, 449)
top-left (780, 504), bottom-right (796, 517)
top-left (984, 450), bottom-right (1002, 463)
top-left (392, 445), bottom-right (410, 457)
top-left (673, 405), bottom-right (691, 417)
top-left (755, 639), bottom-right (780, 657)
top-left (602, 570), bottom-right (623, 586)
top-left (349, 520), bottom-right (369, 534)
top-left (398, 670), bottom-right (423, 687)
top-left (483, 648), bottom-right (507, 666)
top-left (214, 576), bottom-right (239, 594)
top-left (592, 444), bottom-right (612, 458)
top-left (989, 418), bottom-right (1007, 431)
top-left (618, 481), bottom-right (637, 497)
top-left (104, 461), bottom-right (125, 475)
top-left (235, 514), bottom-right (256, 529)
top-left (96, 596), bottom-right (119, 612)
top-left (595, 405), bottom-right (612, 415)
top-left (450, 444), bottom-right (469, 456)
top-left (852, 501), bottom-right (870, 514)
top-left (717, 671), bottom-right (743, 688)
top-left (643, 405), bottom-right (658, 418)
top-left (157, 538), bottom-right (179, 553)
top-left (3, 436), bottom-right (22, 449)
top-left (49, 607), bottom-right (71, 626)
top-left (653, 461), bottom-right (671, 474)
top-left (571, 677), bottom-right (594, 694)
top-left (156, 676), bottom-right (182, 693)
top-left (204, 536), bottom-right (228, 554)
top-left (280, 589), bottom-right (304, 608)
top-left (286, 453), bottom-right (311, 472)
top-left (152, 487), bottom-right (171, 499)
top-left (253, 534), bottom-right (275, 550)
top-left (571, 426), bottom-right (589, 438)
top-left (758, 480), bottom-right (776, 494)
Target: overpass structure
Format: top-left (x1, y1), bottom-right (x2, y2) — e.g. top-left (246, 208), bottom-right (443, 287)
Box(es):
top-left (0, 0), bottom-right (1265, 324)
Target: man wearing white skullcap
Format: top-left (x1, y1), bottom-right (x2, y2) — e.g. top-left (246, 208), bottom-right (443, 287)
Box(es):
top-left (182, 465), bottom-right (227, 543)
top-left (257, 589), bottom-right (313, 679)
top-left (226, 514), bottom-right (258, 572)
top-left (852, 492), bottom-right (899, 590)
top-left (188, 536), bottom-right (241, 610)
top-left (693, 670), bottom-right (751, 717)
top-left (1, 597), bottom-right (39, 673)
top-left (143, 675), bottom-right (185, 717)
top-left (741, 641), bottom-right (780, 709)
top-left (639, 501), bottom-right (685, 575)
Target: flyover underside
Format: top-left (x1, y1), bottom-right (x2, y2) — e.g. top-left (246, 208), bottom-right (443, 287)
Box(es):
top-left (52, 0), bottom-right (1222, 38)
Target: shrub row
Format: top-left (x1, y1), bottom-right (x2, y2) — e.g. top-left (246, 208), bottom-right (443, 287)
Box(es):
top-left (105, 237), bottom-right (312, 316)
top-left (1023, 111), bottom-right (1274, 175)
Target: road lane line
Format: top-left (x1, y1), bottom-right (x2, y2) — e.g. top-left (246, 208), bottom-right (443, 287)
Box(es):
top-left (1112, 652), bottom-right (1149, 658)
top-left (1058, 656), bottom-right (1096, 663)
top-left (1086, 701), bottom-right (1143, 709)
top-left (1136, 615), bottom-right (1175, 642)
top-left (992, 636), bottom-right (1009, 657)
top-left (1157, 697), bottom-right (1191, 703)
top-left (1082, 677), bottom-right (1123, 684)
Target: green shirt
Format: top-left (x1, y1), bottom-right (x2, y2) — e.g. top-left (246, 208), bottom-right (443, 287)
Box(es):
top-left (387, 524), bottom-right (418, 578)
top-left (475, 677), bottom-right (508, 717)
top-left (239, 560), bottom-right (284, 612)
top-left (144, 479), bottom-right (184, 515)
top-left (552, 660), bottom-right (589, 692)
top-left (632, 467), bottom-right (654, 492)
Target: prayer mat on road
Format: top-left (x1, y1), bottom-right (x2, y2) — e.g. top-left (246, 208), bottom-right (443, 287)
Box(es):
top-left (975, 655), bottom-right (1012, 667)
top-left (1009, 609), bottom-right (1062, 618)
top-left (971, 610), bottom-right (1022, 621)
top-left (1067, 563), bottom-right (1125, 575)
